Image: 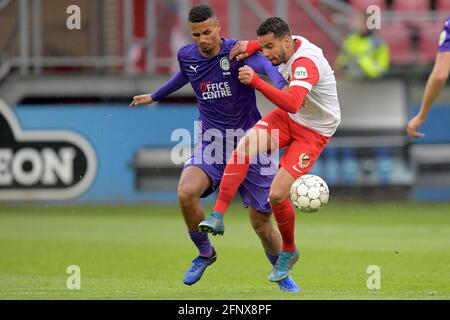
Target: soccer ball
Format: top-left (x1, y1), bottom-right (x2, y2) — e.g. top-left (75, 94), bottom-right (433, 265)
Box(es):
top-left (289, 174), bottom-right (329, 213)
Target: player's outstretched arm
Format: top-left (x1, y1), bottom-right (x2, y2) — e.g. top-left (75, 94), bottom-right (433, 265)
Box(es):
top-left (407, 51), bottom-right (450, 138)
top-left (129, 70), bottom-right (189, 107)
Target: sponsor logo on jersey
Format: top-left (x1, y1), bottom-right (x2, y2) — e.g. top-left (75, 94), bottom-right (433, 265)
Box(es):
top-left (199, 81), bottom-right (232, 100)
top-left (292, 165), bottom-right (303, 174)
top-left (220, 57), bottom-right (230, 71)
top-left (189, 65), bottom-right (199, 73)
top-left (199, 81), bottom-right (212, 93)
top-left (294, 67), bottom-right (308, 80)
top-left (298, 153), bottom-right (311, 169)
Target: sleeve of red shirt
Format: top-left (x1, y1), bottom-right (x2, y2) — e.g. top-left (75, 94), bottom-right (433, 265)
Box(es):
top-left (246, 40), bottom-right (262, 55)
top-left (249, 57), bottom-right (320, 113)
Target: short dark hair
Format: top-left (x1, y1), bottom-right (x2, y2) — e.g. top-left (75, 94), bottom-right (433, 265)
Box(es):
top-left (189, 4), bottom-right (216, 23)
top-left (256, 17), bottom-right (291, 38)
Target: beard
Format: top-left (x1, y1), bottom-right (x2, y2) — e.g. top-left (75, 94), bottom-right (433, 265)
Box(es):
top-left (271, 48), bottom-right (286, 66)
top-left (278, 48), bottom-right (287, 64)
top-left (200, 46), bottom-right (212, 53)
top-left (271, 60), bottom-right (282, 66)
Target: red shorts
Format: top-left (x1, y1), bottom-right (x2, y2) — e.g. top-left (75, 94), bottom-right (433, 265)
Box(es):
top-left (255, 108), bottom-right (331, 179)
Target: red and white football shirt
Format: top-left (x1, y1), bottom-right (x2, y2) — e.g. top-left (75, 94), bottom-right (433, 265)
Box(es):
top-left (278, 36), bottom-right (341, 137)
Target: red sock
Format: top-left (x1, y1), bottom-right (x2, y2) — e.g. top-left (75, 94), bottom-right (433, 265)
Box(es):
top-left (271, 198), bottom-right (296, 252)
top-left (214, 150), bottom-right (250, 216)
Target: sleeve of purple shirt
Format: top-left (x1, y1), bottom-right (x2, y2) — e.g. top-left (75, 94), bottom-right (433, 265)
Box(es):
top-left (151, 70), bottom-right (190, 101)
top-left (245, 53), bottom-right (288, 90)
top-left (438, 17), bottom-right (450, 52)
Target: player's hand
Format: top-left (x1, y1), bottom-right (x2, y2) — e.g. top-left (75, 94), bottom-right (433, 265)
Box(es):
top-left (230, 41), bottom-right (249, 61)
top-left (129, 94), bottom-right (153, 107)
top-left (301, 98), bottom-right (309, 109)
top-left (406, 115), bottom-right (426, 138)
top-left (238, 65), bottom-right (255, 85)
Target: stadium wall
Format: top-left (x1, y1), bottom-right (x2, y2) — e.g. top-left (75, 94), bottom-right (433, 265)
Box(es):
top-left (6, 104), bottom-right (199, 204)
top-left (1, 99), bottom-right (450, 204)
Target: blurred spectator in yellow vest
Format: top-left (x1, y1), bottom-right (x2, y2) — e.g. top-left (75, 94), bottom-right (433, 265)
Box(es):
top-left (336, 13), bottom-right (390, 79)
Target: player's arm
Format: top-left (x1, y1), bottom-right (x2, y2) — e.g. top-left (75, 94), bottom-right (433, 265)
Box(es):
top-left (230, 40), bottom-right (262, 61)
top-left (130, 70), bottom-right (189, 107)
top-left (245, 53), bottom-right (288, 89)
top-left (239, 57), bottom-right (319, 113)
top-left (407, 51), bottom-right (450, 138)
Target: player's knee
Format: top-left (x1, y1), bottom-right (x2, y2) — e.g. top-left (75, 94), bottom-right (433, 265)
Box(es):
top-left (435, 72), bottom-right (449, 84)
top-left (269, 189), bottom-right (289, 205)
top-left (177, 183), bottom-right (200, 205)
top-left (251, 219), bottom-right (272, 239)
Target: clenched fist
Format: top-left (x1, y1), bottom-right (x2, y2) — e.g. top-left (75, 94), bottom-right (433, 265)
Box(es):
top-left (238, 65), bottom-right (255, 85)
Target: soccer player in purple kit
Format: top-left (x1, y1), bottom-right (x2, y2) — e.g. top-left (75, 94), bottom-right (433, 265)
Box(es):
top-left (407, 16), bottom-right (450, 138)
top-left (130, 5), bottom-right (299, 292)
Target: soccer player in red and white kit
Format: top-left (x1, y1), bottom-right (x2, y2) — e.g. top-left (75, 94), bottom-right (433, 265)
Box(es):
top-left (199, 17), bottom-right (341, 282)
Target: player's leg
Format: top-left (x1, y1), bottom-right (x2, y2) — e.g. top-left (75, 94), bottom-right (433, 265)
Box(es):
top-left (236, 158), bottom-right (300, 292)
top-left (248, 207), bottom-right (300, 293)
top-left (198, 127), bottom-right (276, 235)
top-left (200, 109), bottom-right (289, 237)
top-left (178, 165), bottom-right (217, 285)
top-left (248, 207), bottom-right (281, 258)
top-left (269, 167), bottom-right (297, 250)
top-left (268, 124), bottom-right (331, 282)
top-left (267, 167), bottom-right (299, 282)
top-left (178, 166), bottom-right (211, 233)
top-left (215, 126), bottom-right (276, 215)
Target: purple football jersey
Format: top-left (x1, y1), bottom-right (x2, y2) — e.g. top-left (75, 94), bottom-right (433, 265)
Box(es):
top-left (438, 17), bottom-right (450, 52)
top-left (177, 38), bottom-right (281, 135)
top-left (176, 39), bottom-right (282, 211)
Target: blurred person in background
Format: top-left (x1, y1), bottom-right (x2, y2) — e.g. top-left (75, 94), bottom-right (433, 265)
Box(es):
top-left (407, 17), bottom-right (450, 138)
top-left (335, 12), bottom-right (390, 79)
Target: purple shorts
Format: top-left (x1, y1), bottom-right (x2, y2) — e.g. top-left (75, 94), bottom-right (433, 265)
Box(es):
top-left (184, 142), bottom-right (277, 213)
top-left (438, 17), bottom-right (450, 52)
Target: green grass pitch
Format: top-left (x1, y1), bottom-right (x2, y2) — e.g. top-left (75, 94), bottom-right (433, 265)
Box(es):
top-left (0, 202), bottom-right (449, 300)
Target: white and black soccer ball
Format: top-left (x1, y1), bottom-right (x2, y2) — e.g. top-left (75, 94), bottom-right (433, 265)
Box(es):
top-left (289, 174), bottom-right (329, 213)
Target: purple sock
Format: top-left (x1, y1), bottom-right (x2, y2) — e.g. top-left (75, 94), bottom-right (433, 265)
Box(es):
top-left (189, 231), bottom-right (213, 258)
top-left (266, 252), bottom-right (279, 266)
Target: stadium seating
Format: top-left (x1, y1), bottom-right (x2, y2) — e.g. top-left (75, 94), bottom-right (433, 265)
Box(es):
top-left (436, 0), bottom-right (450, 11)
top-left (378, 22), bottom-right (414, 65)
top-left (285, 1), bottom-right (339, 62)
top-left (208, 0), bottom-right (230, 37)
top-left (348, 0), bottom-right (387, 11)
top-left (391, 0), bottom-right (430, 12)
top-left (417, 21), bottom-right (444, 64)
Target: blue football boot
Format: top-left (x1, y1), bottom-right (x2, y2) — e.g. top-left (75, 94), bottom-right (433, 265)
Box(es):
top-left (183, 248), bottom-right (217, 286)
top-left (268, 249), bottom-right (299, 282)
top-left (198, 211), bottom-right (225, 236)
top-left (277, 275), bottom-right (301, 293)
